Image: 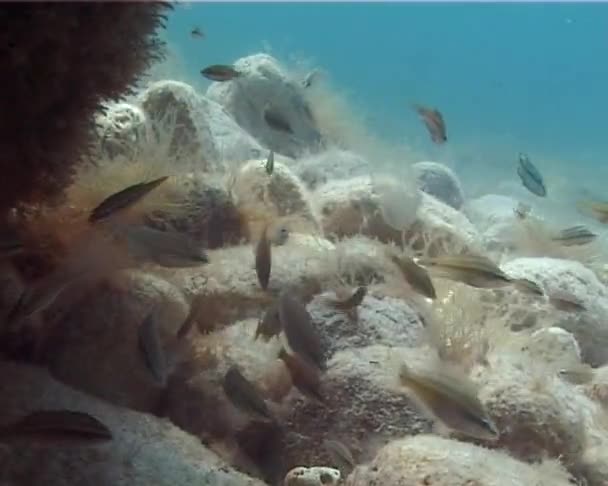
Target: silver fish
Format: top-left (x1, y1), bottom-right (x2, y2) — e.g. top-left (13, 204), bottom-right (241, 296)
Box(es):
top-left (222, 365), bottom-right (274, 422)
top-left (201, 64), bottom-right (241, 82)
top-left (517, 153), bottom-right (546, 198)
top-left (255, 225), bottom-right (271, 290)
top-left (551, 225), bottom-right (597, 246)
top-left (265, 150), bottom-right (275, 175)
top-left (418, 254), bottom-right (511, 289)
top-left (390, 253), bottom-right (436, 299)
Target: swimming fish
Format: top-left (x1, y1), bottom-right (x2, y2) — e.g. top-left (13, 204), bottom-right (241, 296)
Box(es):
top-left (138, 313), bottom-right (168, 386)
top-left (201, 64), bottom-right (242, 82)
top-left (302, 69), bottom-right (321, 88)
top-left (263, 104), bottom-right (294, 134)
top-left (514, 202), bottom-right (531, 220)
top-left (254, 302), bottom-right (282, 341)
top-left (222, 365), bottom-right (274, 422)
top-left (278, 291), bottom-right (324, 369)
top-left (576, 201), bottom-right (608, 224)
top-left (323, 438), bottom-right (355, 470)
top-left (517, 153), bottom-right (546, 197)
top-left (190, 26), bottom-right (205, 39)
top-left (412, 104), bottom-right (447, 144)
top-left (551, 225), bottom-right (597, 246)
top-left (512, 278), bottom-right (544, 296)
top-left (549, 294), bottom-right (586, 313)
top-left (255, 225), bottom-right (271, 290)
top-left (0, 410), bottom-right (112, 446)
top-left (390, 253), bottom-right (436, 299)
top-left (89, 176), bottom-right (169, 223)
top-left (399, 362), bottom-right (499, 441)
top-left (558, 363), bottom-right (595, 385)
top-left (271, 225), bottom-right (290, 246)
top-left (417, 254), bottom-right (512, 289)
top-left (328, 286), bottom-right (367, 311)
top-left (278, 348), bottom-right (324, 403)
top-left (124, 225), bottom-right (209, 268)
top-left (265, 150), bottom-right (275, 175)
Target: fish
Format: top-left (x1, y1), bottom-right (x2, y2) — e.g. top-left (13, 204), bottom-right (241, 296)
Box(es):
top-left (517, 153), bottom-right (547, 197)
top-left (417, 254), bottom-right (512, 289)
top-left (328, 286), bottom-right (367, 311)
top-left (254, 302), bottom-right (282, 341)
top-left (558, 363), bottom-right (595, 385)
top-left (399, 362), bottom-right (499, 441)
top-left (190, 26), bottom-right (205, 39)
top-left (514, 202), bottom-right (531, 220)
top-left (89, 176), bottom-right (169, 223)
top-left (0, 410), bottom-right (112, 445)
top-left (278, 291), bottom-right (324, 369)
top-left (278, 348), bottom-right (324, 403)
top-left (271, 225), bottom-right (290, 246)
top-left (124, 225), bottom-right (209, 268)
top-left (255, 225), bottom-right (272, 290)
top-left (302, 69), bottom-right (321, 88)
top-left (138, 313), bottom-right (168, 386)
top-left (222, 365), bottom-right (274, 422)
top-left (323, 438), bottom-right (355, 470)
top-left (265, 150), bottom-right (275, 175)
top-left (549, 294), bottom-right (586, 313)
top-left (263, 104), bottom-right (294, 134)
top-left (551, 225), bottom-right (597, 246)
top-left (390, 253), bottom-right (436, 299)
top-left (200, 64), bottom-right (241, 82)
top-left (577, 201), bottom-right (608, 224)
top-left (512, 278), bottom-right (544, 296)
top-left (412, 104), bottom-right (447, 144)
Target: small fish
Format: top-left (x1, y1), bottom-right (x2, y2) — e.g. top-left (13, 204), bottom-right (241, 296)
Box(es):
top-left (412, 104), bottom-right (447, 144)
top-left (517, 153), bottom-right (547, 198)
top-left (577, 201), bottom-right (608, 224)
top-left (222, 365), bottom-right (274, 422)
top-left (302, 69), bottom-right (320, 88)
top-left (558, 363), bottom-right (595, 385)
top-left (512, 278), bottom-right (544, 296)
top-left (271, 225), bottom-right (290, 246)
top-left (124, 225), bottom-right (208, 268)
top-left (278, 348), bottom-right (324, 403)
top-left (549, 294), bottom-right (586, 313)
top-left (190, 26), bottom-right (205, 39)
top-left (390, 253), bottom-right (436, 299)
top-left (278, 291), bottom-right (324, 369)
top-left (138, 313), bottom-right (168, 386)
top-left (89, 176), bottom-right (169, 223)
top-left (265, 150), bottom-right (275, 175)
top-left (254, 302), bottom-right (282, 341)
top-left (417, 254), bottom-right (512, 289)
top-left (551, 225), bottom-right (597, 246)
top-left (514, 202), bottom-right (531, 220)
top-left (0, 410), bottom-right (112, 445)
top-left (200, 64), bottom-right (241, 82)
top-left (328, 286), bottom-right (367, 311)
top-left (263, 104), bottom-right (294, 134)
top-left (255, 225), bottom-right (272, 290)
top-left (323, 438), bottom-right (355, 470)
top-left (399, 362), bottom-right (499, 441)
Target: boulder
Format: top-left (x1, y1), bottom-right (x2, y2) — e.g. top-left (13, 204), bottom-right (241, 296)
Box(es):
top-left (413, 161), bottom-right (464, 210)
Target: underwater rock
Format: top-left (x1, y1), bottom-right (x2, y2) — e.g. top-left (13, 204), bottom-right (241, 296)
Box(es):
top-left (40, 270), bottom-right (189, 413)
top-left (502, 257), bottom-right (608, 366)
top-left (0, 360), bottom-right (265, 486)
top-left (465, 194), bottom-right (522, 252)
top-left (0, 1), bottom-right (171, 212)
top-left (206, 53), bottom-right (323, 158)
top-left (139, 80), bottom-right (222, 171)
top-left (307, 292), bottom-right (425, 361)
top-left (316, 175), bottom-right (480, 256)
top-left (143, 171), bottom-right (244, 249)
top-left (231, 158), bottom-right (320, 233)
top-left (284, 466), bottom-right (340, 486)
top-left (94, 102), bottom-right (149, 162)
top-left (525, 327), bottom-right (582, 369)
top-left (412, 161), bottom-right (465, 210)
top-left (292, 149), bottom-right (371, 191)
top-left (346, 434), bottom-right (575, 486)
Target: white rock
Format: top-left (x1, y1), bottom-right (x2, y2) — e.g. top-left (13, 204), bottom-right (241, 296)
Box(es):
top-left (413, 161), bottom-right (464, 210)
top-left (284, 466), bottom-right (340, 486)
top-left (207, 54), bottom-right (323, 158)
top-left (94, 102), bottom-right (149, 162)
top-left (292, 149), bottom-right (370, 190)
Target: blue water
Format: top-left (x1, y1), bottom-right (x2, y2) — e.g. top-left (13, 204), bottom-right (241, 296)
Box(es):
top-left (163, 2), bottom-right (608, 187)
